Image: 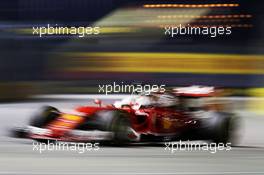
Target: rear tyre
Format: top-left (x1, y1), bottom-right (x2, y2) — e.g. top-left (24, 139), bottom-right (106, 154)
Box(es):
top-left (201, 111), bottom-right (239, 145)
top-left (211, 115), bottom-right (230, 144)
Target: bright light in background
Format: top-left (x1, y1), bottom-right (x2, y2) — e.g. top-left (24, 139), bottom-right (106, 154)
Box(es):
top-left (8, 2), bottom-right (254, 36)
top-left (143, 4), bottom-right (240, 8)
top-left (93, 7), bottom-right (209, 29)
top-left (157, 14), bottom-right (252, 19)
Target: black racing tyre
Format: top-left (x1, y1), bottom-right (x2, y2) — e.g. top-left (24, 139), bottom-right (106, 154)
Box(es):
top-left (213, 114), bottom-right (240, 146)
top-left (94, 110), bottom-right (135, 143)
top-left (211, 115), bottom-right (230, 144)
top-left (30, 106), bottom-right (60, 128)
top-left (201, 111), bottom-right (240, 145)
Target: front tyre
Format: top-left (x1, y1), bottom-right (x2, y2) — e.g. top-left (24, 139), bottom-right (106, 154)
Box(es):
top-left (94, 110), bottom-right (139, 144)
top-left (29, 106), bottom-right (59, 144)
top-left (30, 106), bottom-right (59, 127)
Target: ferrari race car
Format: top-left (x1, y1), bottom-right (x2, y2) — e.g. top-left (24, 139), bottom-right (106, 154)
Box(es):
top-left (12, 86), bottom-right (239, 145)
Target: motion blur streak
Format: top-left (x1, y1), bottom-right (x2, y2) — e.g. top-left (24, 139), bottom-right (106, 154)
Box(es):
top-left (160, 24), bottom-right (253, 28)
top-left (59, 52), bottom-right (264, 74)
top-left (0, 0), bottom-right (264, 174)
top-left (158, 15), bottom-right (252, 19)
top-left (14, 27), bottom-right (137, 35)
top-left (94, 8), bottom-right (208, 28)
top-left (143, 4), bottom-right (240, 8)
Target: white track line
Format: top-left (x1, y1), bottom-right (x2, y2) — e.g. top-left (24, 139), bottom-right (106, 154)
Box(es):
top-left (0, 172), bottom-right (264, 175)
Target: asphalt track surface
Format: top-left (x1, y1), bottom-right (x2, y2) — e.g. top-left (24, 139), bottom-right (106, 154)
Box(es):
top-left (0, 96), bottom-right (264, 175)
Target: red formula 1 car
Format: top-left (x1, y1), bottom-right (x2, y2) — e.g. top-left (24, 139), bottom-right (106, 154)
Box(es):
top-left (13, 86), bottom-right (239, 145)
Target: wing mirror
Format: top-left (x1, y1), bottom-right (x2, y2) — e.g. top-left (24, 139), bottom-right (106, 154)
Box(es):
top-left (94, 99), bottom-right (102, 107)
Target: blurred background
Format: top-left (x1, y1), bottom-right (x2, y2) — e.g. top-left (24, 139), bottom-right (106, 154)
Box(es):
top-left (0, 0), bottom-right (263, 113)
top-left (0, 2), bottom-right (264, 174)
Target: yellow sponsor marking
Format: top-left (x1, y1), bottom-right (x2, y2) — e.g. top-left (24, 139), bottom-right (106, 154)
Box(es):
top-left (62, 114), bottom-right (83, 121)
top-left (163, 118), bottom-right (172, 129)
